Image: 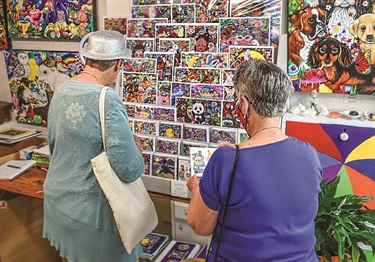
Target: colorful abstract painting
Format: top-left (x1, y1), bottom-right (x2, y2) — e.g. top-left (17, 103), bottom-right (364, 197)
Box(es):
top-left (3, 50), bottom-right (83, 125)
top-left (6, 0), bottom-right (94, 39)
top-left (288, 0), bottom-right (375, 95)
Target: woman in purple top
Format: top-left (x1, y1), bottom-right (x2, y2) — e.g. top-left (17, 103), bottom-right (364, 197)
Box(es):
top-left (187, 60), bottom-right (322, 262)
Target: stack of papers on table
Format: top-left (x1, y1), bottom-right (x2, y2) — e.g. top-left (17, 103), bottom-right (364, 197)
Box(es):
top-left (0, 127), bottom-right (40, 144)
top-left (0, 160), bottom-right (36, 180)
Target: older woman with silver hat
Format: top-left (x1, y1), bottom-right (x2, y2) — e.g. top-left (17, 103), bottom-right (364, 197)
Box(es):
top-left (43, 30), bottom-right (144, 262)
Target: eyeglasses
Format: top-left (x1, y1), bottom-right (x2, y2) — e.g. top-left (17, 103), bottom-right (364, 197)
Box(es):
top-left (119, 59), bottom-right (125, 68)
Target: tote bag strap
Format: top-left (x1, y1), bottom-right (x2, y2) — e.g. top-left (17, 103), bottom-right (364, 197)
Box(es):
top-left (99, 87), bottom-right (110, 152)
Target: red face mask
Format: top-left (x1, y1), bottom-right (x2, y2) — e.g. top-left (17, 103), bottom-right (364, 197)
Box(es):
top-left (234, 97), bottom-right (249, 131)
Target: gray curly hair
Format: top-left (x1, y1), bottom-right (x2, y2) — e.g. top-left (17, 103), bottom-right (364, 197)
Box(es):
top-left (234, 60), bottom-right (294, 117)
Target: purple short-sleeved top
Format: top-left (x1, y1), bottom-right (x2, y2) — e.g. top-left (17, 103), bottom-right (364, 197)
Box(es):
top-left (200, 137), bottom-right (322, 262)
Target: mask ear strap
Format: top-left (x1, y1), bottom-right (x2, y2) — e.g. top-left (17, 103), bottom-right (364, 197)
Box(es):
top-left (79, 32), bottom-right (94, 65)
top-left (243, 97), bottom-right (249, 118)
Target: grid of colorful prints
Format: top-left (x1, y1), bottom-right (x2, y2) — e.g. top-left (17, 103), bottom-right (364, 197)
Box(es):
top-left (153, 106), bottom-right (175, 121)
top-left (131, 5), bottom-right (172, 22)
top-left (190, 84), bottom-right (224, 101)
top-left (229, 46), bottom-right (275, 69)
top-left (125, 38), bottom-right (155, 58)
top-left (138, 134), bottom-right (155, 152)
top-left (122, 72), bottom-right (157, 104)
top-left (156, 82), bottom-right (172, 106)
top-left (171, 4), bottom-right (196, 23)
top-left (174, 67), bottom-right (221, 84)
top-left (144, 52), bottom-right (175, 82)
top-left (230, 0), bottom-right (281, 47)
top-left (182, 124), bottom-right (209, 142)
top-left (6, 0), bottom-right (94, 39)
top-left (219, 17), bottom-right (271, 52)
top-left (155, 137), bottom-right (180, 155)
top-left (133, 0), bottom-right (172, 4)
top-left (103, 17), bottom-right (127, 35)
top-left (127, 18), bottom-right (168, 38)
top-left (222, 101), bottom-right (241, 128)
top-left (190, 147), bottom-right (217, 177)
top-left (182, 0), bottom-right (228, 23)
top-left (134, 119), bottom-right (159, 135)
top-left (176, 98), bottom-right (222, 126)
top-left (177, 156), bottom-right (192, 181)
top-left (210, 127), bottom-right (237, 144)
top-left (125, 103), bottom-right (136, 118)
top-left (4, 49), bottom-right (83, 126)
top-left (181, 141), bottom-right (208, 157)
top-left (141, 151), bottom-right (152, 175)
top-left (123, 58), bottom-right (157, 74)
top-left (238, 128), bottom-right (249, 143)
top-left (171, 82), bottom-right (191, 106)
top-left (152, 153), bottom-right (177, 179)
top-left (0, 1), bottom-right (9, 49)
top-left (288, 0), bottom-right (375, 95)
top-left (159, 121), bottom-right (183, 139)
top-left (180, 52), bottom-right (229, 68)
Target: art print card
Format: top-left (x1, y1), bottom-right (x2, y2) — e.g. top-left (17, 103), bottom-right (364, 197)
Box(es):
top-left (222, 101), bottom-right (241, 128)
top-left (153, 106), bottom-right (175, 121)
top-left (171, 82), bottom-right (191, 106)
top-left (140, 232), bottom-right (169, 259)
top-left (230, 0), bottom-right (281, 47)
top-left (190, 84), bottom-right (224, 101)
top-left (180, 52), bottom-right (229, 68)
top-left (176, 98), bottom-right (222, 126)
top-left (181, 141), bottom-right (208, 157)
top-left (122, 72), bottom-right (157, 104)
top-left (125, 103), bottom-right (136, 118)
top-left (0, 2), bottom-right (9, 49)
top-left (229, 46), bottom-right (274, 69)
top-left (131, 5), bottom-right (172, 22)
top-left (219, 17), bottom-right (271, 52)
top-left (138, 135), bottom-right (155, 152)
top-left (155, 23), bottom-right (186, 39)
top-left (103, 17), bottom-right (127, 35)
top-left (135, 104), bottom-right (155, 119)
top-left (123, 58), bottom-right (157, 74)
top-left (133, 0), bottom-right (172, 4)
top-left (3, 50), bottom-right (83, 126)
top-left (156, 82), bottom-right (172, 106)
top-left (127, 18), bottom-right (168, 38)
top-left (159, 121), bottom-right (183, 139)
top-left (155, 137), bottom-right (180, 155)
top-left (182, 0), bottom-right (228, 23)
top-left (158, 38), bottom-right (190, 66)
top-left (174, 67), bottom-right (221, 84)
top-left (222, 69), bottom-right (236, 87)
top-left (6, 0), bottom-right (94, 39)
top-left (142, 151), bottom-right (152, 175)
top-left (144, 52), bottom-right (175, 82)
top-left (171, 4), bottom-right (196, 23)
top-left (238, 129), bottom-right (249, 143)
top-left (152, 153), bottom-right (177, 179)
top-left (210, 127), bottom-right (237, 144)
top-left (177, 157), bottom-right (192, 181)
top-left (128, 118), bottom-right (135, 132)
top-left (190, 147), bottom-right (217, 177)
top-left (126, 38), bottom-right (155, 58)
top-left (134, 119), bottom-right (158, 135)
top-left (182, 123), bottom-right (209, 142)
top-left (186, 24), bottom-right (218, 52)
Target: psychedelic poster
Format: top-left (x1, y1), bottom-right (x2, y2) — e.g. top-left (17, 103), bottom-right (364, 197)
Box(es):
top-left (6, 0), bottom-right (94, 39)
top-left (288, 0), bottom-right (375, 95)
top-left (3, 50), bottom-right (83, 125)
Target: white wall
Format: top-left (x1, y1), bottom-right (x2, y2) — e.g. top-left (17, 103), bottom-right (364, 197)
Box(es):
top-left (1, 0), bottom-right (374, 115)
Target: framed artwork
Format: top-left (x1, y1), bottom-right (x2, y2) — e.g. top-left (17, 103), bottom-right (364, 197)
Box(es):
top-left (3, 49), bottom-right (83, 126)
top-left (6, 0), bottom-right (94, 39)
top-left (0, 1), bottom-right (9, 49)
top-left (103, 17), bottom-right (127, 35)
top-left (288, 0), bottom-right (375, 95)
top-left (122, 72), bottom-right (157, 104)
top-left (176, 98), bottom-right (222, 126)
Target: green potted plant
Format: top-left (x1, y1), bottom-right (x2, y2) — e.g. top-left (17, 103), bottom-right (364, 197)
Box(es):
top-left (314, 175), bottom-right (375, 262)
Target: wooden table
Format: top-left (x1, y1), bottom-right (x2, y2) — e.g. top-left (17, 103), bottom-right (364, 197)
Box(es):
top-left (0, 167), bottom-right (46, 199)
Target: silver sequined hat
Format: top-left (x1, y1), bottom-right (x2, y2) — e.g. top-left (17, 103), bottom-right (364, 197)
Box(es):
top-left (79, 30), bottom-right (128, 60)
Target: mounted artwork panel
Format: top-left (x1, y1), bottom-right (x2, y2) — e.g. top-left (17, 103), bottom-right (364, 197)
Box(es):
top-left (6, 0), bottom-right (94, 39)
top-left (288, 0), bottom-right (375, 95)
top-left (0, 1), bottom-right (10, 49)
top-left (3, 50), bottom-right (84, 126)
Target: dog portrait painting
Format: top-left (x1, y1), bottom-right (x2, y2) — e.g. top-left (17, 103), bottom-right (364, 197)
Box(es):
top-left (288, 0), bottom-right (375, 94)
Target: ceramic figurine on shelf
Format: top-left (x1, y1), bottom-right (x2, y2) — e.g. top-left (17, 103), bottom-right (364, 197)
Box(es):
top-left (309, 90), bottom-right (320, 114)
top-left (362, 110), bottom-right (369, 121)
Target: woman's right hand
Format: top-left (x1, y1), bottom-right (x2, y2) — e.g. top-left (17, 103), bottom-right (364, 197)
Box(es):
top-left (187, 175), bottom-right (200, 192)
top-left (133, 134), bottom-right (142, 154)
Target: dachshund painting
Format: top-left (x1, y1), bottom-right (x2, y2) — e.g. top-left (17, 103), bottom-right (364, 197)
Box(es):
top-left (308, 38), bottom-right (375, 94)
